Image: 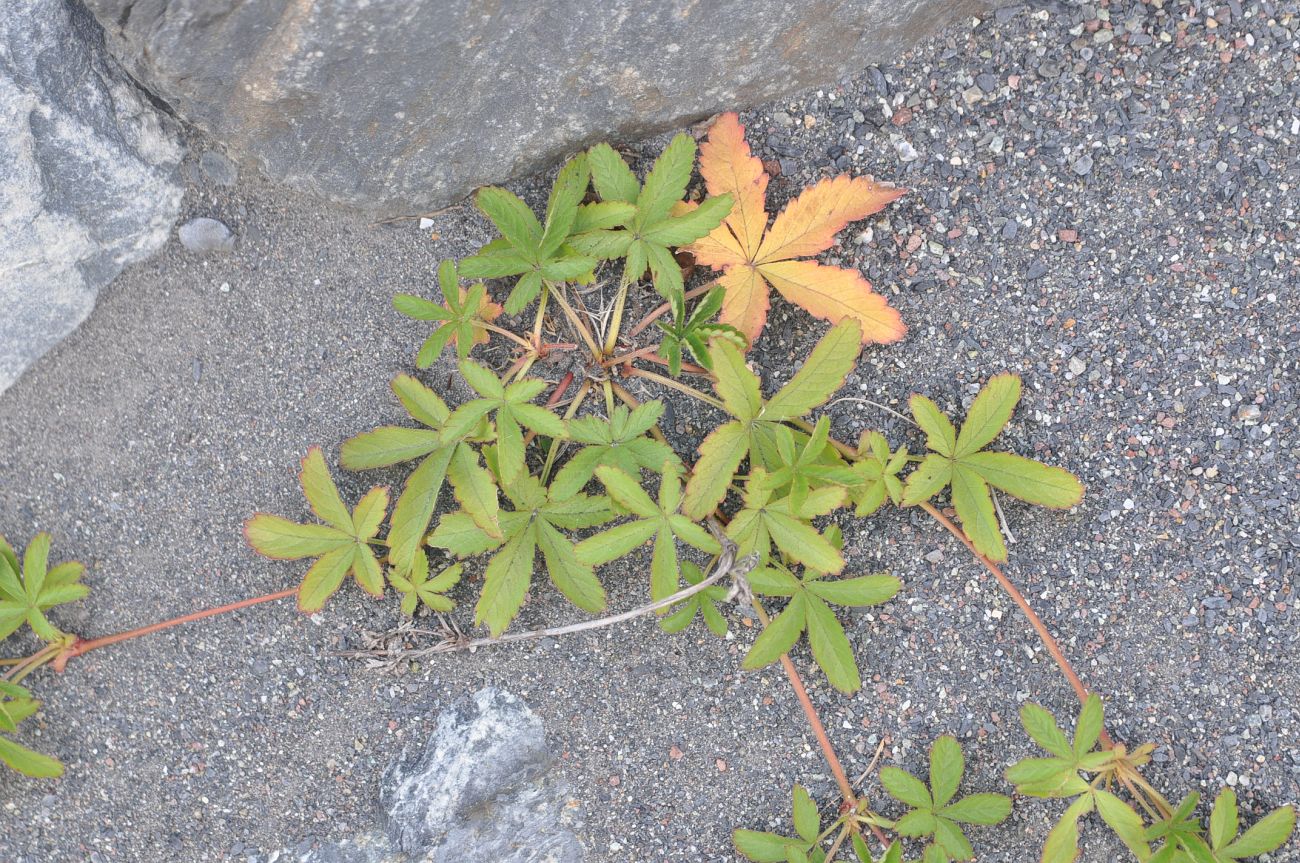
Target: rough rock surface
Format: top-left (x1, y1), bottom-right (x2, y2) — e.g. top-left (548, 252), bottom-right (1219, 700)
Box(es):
top-left (83, 0), bottom-right (996, 216)
top-left (379, 687), bottom-right (581, 862)
top-left (0, 0), bottom-right (184, 393)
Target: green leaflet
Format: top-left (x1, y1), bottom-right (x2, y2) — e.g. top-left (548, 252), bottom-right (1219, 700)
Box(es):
top-left (0, 532), bottom-right (88, 642)
top-left (548, 402), bottom-right (679, 500)
top-left (459, 154), bottom-right (599, 314)
top-left (878, 736), bottom-right (1011, 862)
top-left (245, 447), bottom-right (389, 612)
top-left (572, 136), bottom-right (733, 298)
top-left (683, 320), bottom-right (862, 520)
top-left (901, 373), bottom-right (1084, 561)
top-left (0, 681), bottom-right (62, 778)
top-left (734, 783), bottom-right (825, 862)
top-left (428, 475), bottom-right (613, 636)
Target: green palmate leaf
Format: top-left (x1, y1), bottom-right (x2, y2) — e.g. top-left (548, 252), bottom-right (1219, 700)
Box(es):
top-left (443, 359), bottom-right (566, 484)
top-left (245, 447), bottom-right (389, 612)
top-left (549, 402), bottom-right (679, 499)
top-left (742, 548), bottom-right (898, 693)
top-left (901, 373), bottom-right (1083, 561)
top-left (389, 549), bottom-right (461, 616)
top-left (460, 154), bottom-right (598, 314)
top-left (1007, 696), bottom-right (1120, 804)
top-left (726, 468), bottom-right (845, 573)
top-left (577, 463), bottom-right (720, 605)
top-left (0, 533), bottom-right (89, 642)
top-left (572, 136), bottom-right (733, 297)
top-left (428, 475), bottom-right (612, 635)
top-left (879, 736), bottom-right (1012, 862)
top-left (394, 260), bottom-right (503, 366)
top-left (848, 431), bottom-right (908, 516)
top-left (683, 321), bottom-right (861, 519)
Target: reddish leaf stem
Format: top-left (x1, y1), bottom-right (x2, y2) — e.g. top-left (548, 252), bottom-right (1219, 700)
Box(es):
top-left (626, 283), bottom-right (715, 339)
top-left (918, 500), bottom-right (1113, 747)
top-left (50, 587), bottom-right (297, 672)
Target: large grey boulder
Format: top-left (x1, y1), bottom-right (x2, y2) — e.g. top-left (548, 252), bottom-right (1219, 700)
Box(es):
top-left (84, 0), bottom-right (992, 216)
top-left (0, 0), bottom-right (184, 394)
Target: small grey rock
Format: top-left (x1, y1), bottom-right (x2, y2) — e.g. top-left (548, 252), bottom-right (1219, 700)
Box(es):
top-left (976, 72), bottom-right (998, 92)
top-left (1027, 260), bottom-right (1048, 280)
top-left (178, 218), bottom-right (236, 253)
top-left (1072, 154), bottom-right (1094, 176)
top-left (380, 687), bottom-right (582, 861)
top-left (198, 150), bottom-right (238, 186)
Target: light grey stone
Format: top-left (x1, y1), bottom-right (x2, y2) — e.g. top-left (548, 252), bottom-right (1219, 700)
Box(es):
top-left (0, 0), bottom-right (184, 393)
top-left (178, 217), bottom-right (236, 253)
top-left (84, 0), bottom-right (1000, 216)
top-left (380, 687), bottom-right (581, 862)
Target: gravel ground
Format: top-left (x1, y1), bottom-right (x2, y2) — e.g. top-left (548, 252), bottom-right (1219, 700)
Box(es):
top-left (2, 1), bottom-right (1299, 861)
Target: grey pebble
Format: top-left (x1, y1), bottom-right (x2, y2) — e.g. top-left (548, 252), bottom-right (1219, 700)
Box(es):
top-left (1026, 260), bottom-right (1048, 280)
top-left (1072, 154), bottom-right (1094, 176)
top-left (178, 217), bottom-right (236, 253)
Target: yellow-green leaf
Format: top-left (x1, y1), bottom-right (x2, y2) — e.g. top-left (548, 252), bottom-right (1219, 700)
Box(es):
top-left (910, 395), bottom-right (957, 458)
top-left (763, 320), bottom-right (862, 421)
top-left (299, 447), bottom-right (353, 531)
top-left (951, 463), bottom-right (1005, 561)
top-left (962, 452), bottom-right (1083, 509)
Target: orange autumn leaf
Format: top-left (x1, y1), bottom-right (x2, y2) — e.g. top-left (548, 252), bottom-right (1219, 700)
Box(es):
top-left (686, 112), bottom-right (907, 345)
